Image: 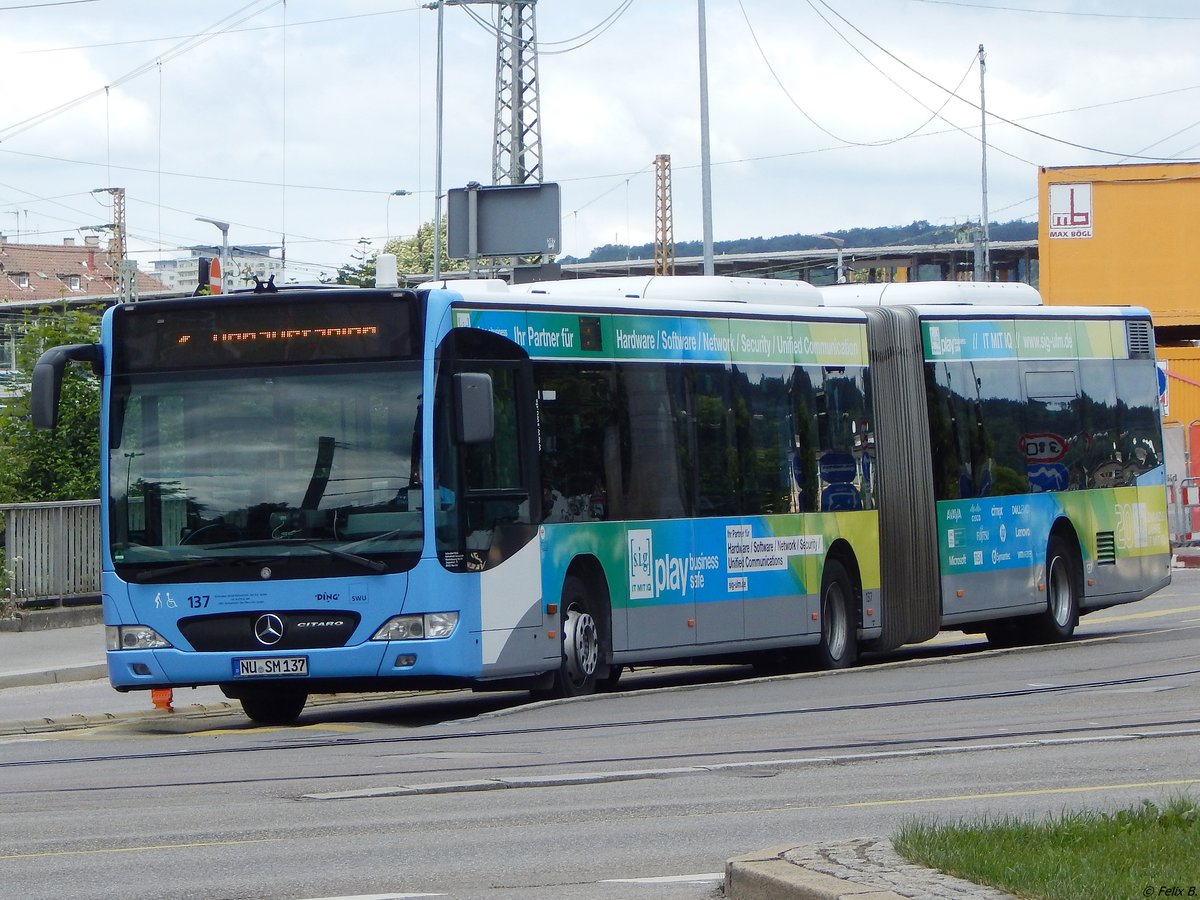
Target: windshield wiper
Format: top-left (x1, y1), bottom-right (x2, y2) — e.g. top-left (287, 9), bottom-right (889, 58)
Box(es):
top-left (343, 527), bottom-right (423, 550)
top-left (286, 539), bottom-right (388, 573)
top-left (128, 556), bottom-right (258, 583)
top-left (126, 539), bottom-right (388, 582)
top-left (181, 538), bottom-right (388, 573)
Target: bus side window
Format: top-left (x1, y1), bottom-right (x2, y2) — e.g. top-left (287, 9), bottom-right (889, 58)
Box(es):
top-left (735, 364), bottom-right (795, 516)
top-left (1024, 366), bottom-right (1081, 494)
top-left (1114, 359), bottom-right (1164, 485)
top-left (616, 363), bottom-right (689, 520)
top-left (792, 366), bottom-right (821, 512)
top-left (534, 364), bottom-right (615, 523)
top-left (815, 367), bottom-right (868, 511)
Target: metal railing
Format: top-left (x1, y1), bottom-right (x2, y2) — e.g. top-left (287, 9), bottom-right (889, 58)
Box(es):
top-left (0, 500), bottom-right (100, 609)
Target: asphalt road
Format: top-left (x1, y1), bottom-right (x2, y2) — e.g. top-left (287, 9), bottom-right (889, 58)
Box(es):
top-left (1, 575), bottom-right (1197, 899)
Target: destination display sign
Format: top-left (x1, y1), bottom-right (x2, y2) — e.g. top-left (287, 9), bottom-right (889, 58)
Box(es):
top-left (113, 293), bottom-right (416, 372)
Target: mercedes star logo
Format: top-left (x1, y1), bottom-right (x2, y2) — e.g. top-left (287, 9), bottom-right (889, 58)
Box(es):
top-left (253, 613), bottom-right (285, 646)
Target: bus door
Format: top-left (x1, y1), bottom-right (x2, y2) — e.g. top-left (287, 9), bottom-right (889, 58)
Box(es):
top-left (434, 329), bottom-right (545, 674)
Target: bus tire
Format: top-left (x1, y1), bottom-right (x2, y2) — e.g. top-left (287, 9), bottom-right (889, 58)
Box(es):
top-left (598, 665), bottom-right (623, 691)
top-left (238, 687), bottom-right (308, 725)
top-left (984, 622), bottom-right (1022, 648)
top-left (1024, 535), bottom-right (1080, 643)
top-left (816, 560), bottom-right (857, 669)
top-left (544, 575), bottom-right (600, 698)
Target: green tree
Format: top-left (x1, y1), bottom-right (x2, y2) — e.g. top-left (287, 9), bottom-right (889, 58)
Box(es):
top-left (382, 217), bottom-right (466, 277)
top-left (0, 309), bottom-right (101, 502)
top-left (333, 219), bottom-right (467, 286)
top-left (334, 237), bottom-right (377, 286)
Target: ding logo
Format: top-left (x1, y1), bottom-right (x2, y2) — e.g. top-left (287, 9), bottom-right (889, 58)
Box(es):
top-left (628, 529), bottom-right (654, 600)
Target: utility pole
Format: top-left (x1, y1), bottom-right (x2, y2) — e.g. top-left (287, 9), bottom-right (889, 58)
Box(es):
top-left (426, 1), bottom-right (452, 280)
top-left (698, 0), bottom-right (714, 276)
top-left (654, 155), bottom-right (675, 276)
top-left (977, 44), bottom-right (991, 282)
top-left (427, 0), bottom-right (543, 279)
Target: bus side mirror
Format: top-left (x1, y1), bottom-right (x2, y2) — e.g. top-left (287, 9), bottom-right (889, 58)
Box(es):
top-left (32, 343), bottom-right (102, 430)
top-left (454, 372), bottom-right (494, 444)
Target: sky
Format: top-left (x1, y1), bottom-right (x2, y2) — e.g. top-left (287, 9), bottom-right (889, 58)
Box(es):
top-left (1, 0), bottom-right (1199, 282)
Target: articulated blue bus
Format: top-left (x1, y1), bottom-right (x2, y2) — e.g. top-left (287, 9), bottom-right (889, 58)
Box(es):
top-left (32, 275), bottom-right (1170, 723)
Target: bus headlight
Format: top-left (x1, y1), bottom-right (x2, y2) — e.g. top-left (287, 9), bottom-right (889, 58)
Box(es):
top-left (372, 612), bottom-right (459, 641)
top-left (106, 625), bottom-right (172, 651)
top-left (424, 611), bottom-right (459, 639)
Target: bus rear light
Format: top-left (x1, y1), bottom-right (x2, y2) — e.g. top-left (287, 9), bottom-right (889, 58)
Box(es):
top-left (372, 612), bottom-right (459, 642)
top-left (106, 625), bottom-right (172, 651)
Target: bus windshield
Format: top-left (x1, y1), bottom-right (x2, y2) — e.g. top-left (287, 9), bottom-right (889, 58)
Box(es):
top-left (109, 362), bottom-right (424, 582)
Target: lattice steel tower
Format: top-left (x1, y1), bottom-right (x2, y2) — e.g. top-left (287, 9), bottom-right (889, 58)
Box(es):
top-left (94, 186), bottom-right (126, 263)
top-left (654, 155), bottom-right (675, 276)
top-left (491, 0), bottom-right (542, 185)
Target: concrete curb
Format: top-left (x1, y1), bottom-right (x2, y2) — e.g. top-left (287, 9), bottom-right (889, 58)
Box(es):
top-left (0, 663), bottom-right (108, 690)
top-left (0, 687), bottom-right (432, 737)
top-left (726, 844), bottom-right (905, 899)
top-left (0, 700), bottom-right (242, 736)
top-left (0, 604), bottom-right (104, 632)
top-left (725, 839), bottom-right (1015, 900)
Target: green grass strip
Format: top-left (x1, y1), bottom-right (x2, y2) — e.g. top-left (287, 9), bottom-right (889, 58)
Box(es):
top-left (893, 797), bottom-right (1200, 899)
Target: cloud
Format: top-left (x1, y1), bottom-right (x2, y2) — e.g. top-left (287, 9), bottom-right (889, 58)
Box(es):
top-left (1, 0), bottom-right (1198, 275)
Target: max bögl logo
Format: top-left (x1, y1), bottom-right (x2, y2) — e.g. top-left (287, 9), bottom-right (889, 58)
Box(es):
top-left (1048, 183), bottom-right (1093, 239)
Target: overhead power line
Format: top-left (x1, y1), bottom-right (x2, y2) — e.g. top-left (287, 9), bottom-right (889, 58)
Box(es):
top-left (458, 0), bottom-right (636, 55)
top-left (740, 0), bottom-right (985, 152)
top-left (0, 145), bottom-right (416, 196)
top-left (15, 6), bottom-right (421, 55)
top-left (909, 0), bottom-right (1200, 21)
top-left (812, 0), bottom-right (1200, 162)
top-left (0, 0), bottom-right (96, 9)
top-left (0, 0), bottom-right (282, 144)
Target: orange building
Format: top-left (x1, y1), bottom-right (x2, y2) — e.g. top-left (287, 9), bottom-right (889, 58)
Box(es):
top-left (1038, 162), bottom-right (1200, 429)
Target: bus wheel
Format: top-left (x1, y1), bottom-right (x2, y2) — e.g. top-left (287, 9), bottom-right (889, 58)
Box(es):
top-left (548, 576), bottom-right (600, 698)
top-left (816, 560), bottom-right (857, 669)
top-left (1025, 536), bottom-right (1080, 643)
top-left (984, 622), bottom-right (1022, 648)
top-left (238, 687), bottom-right (308, 725)
top-left (598, 665), bottom-right (623, 691)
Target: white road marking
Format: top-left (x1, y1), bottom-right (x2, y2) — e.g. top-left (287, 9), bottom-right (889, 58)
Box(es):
top-left (602, 873), bottom-right (724, 885)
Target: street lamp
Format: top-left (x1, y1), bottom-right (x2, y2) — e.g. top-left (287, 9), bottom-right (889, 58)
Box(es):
top-left (195, 217), bottom-right (230, 293)
top-left (817, 234), bottom-right (846, 284)
top-left (387, 190), bottom-right (411, 241)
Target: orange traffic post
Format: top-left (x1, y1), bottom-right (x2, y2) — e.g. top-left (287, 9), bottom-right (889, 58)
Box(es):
top-left (151, 688), bottom-right (174, 711)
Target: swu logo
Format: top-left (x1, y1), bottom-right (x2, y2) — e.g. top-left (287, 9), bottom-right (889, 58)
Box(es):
top-left (628, 530), bottom-right (654, 600)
